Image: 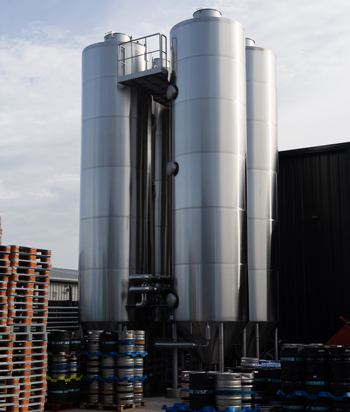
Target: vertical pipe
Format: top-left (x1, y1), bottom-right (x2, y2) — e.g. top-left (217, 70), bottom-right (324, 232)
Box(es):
top-left (167, 97), bottom-right (173, 278)
top-left (255, 323), bottom-right (260, 359)
top-left (241, 327), bottom-right (247, 358)
top-left (218, 323), bottom-right (224, 372)
top-left (161, 108), bottom-right (170, 277)
top-left (159, 35), bottom-right (163, 68)
top-left (131, 41), bottom-right (133, 74)
top-left (274, 328), bottom-right (279, 360)
top-left (144, 37), bottom-right (147, 67)
top-left (172, 323), bottom-right (178, 389)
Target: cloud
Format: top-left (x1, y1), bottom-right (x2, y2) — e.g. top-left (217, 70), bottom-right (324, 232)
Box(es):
top-left (0, 23), bottom-right (88, 268)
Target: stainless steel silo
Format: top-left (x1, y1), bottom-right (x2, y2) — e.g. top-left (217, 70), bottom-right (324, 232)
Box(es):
top-left (79, 32), bottom-right (153, 330)
top-left (245, 39), bottom-right (279, 356)
top-left (170, 9), bottom-right (248, 366)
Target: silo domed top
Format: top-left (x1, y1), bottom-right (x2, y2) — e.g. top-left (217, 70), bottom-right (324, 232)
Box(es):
top-left (104, 32), bottom-right (130, 43)
top-left (193, 8), bottom-right (222, 18)
top-left (246, 38), bottom-right (255, 47)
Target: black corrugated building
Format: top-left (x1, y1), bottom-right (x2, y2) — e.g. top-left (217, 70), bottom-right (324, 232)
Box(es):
top-left (278, 142), bottom-right (350, 344)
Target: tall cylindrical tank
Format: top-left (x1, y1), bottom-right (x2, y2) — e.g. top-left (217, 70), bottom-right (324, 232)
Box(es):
top-left (79, 33), bottom-right (152, 329)
top-left (170, 9), bottom-right (248, 364)
top-left (245, 39), bottom-right (279, 354)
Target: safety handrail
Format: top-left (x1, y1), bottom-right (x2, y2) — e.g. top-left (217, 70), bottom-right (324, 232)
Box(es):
top-left (117, 33), bottom-right (167, 77)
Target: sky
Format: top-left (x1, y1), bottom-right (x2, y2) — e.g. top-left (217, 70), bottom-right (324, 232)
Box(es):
top-left (0, 0), bottom-right (349, 270)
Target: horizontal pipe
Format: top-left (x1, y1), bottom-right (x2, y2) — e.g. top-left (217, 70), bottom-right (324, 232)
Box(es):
top-left (129, 286), bottom-right (158, 293)
top-left (154, 342), bottom-right (197, 349)
top-left (130, 275), bottom-right (171, 283)
top-left (48, 307), bottom-right (78, 310)
top-left (130, 274), bottom-right (153, 281)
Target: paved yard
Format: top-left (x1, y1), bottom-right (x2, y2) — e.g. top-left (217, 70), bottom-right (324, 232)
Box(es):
top-left (70, 397), bottom-right (181, 412)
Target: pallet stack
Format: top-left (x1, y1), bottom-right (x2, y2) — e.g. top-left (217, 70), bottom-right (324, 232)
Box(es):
top-left (0, 243), bottom-right (50, 412)
top-left (0, 244), bottom-right (20, 412)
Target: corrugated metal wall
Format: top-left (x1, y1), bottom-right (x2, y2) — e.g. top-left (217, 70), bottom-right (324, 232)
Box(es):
top-left (279, 143), bottom-right (350, 343)
top-left (48, 281), bottom-right (78, 301)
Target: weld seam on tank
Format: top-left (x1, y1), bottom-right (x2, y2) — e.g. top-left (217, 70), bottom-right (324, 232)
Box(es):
top-left (173, 97), bottom-right (247, 104)
top-left (173, 54), bottom-right (245, 64)
top-left (80, 165), bottom-right (134, 172)
top-left (170, 18), bottom-right (244, 33)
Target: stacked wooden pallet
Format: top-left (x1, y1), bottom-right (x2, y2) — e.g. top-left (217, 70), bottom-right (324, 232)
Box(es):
top-left (0, 244), bottom-right (51, 412)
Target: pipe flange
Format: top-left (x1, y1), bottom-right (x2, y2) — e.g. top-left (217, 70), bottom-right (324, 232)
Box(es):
top-left (166, 293), bottom-right (178, 309)
top-left (167, 161), bottom-right (179, 176)
top-left (166, 85), bottom-right (178, 100)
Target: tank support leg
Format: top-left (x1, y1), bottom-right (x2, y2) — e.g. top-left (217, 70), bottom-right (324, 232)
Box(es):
top-left (242, 327), bottom-right (247, 357)
top-left (166, 322), bottom-right (181, 398)
top-left (255, 323), bottom-right (260, 359)
top-left (218, 323), bottom-right (224, 372)
top-left (274, 328), bottom-right (279, 360)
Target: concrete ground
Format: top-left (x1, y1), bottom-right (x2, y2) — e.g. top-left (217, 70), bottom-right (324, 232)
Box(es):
top-left (70, 396), bottom-right (182, 412)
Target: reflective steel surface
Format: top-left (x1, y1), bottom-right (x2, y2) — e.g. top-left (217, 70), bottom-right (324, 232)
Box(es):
top-left (246, 44), bottom-right (279, 325)
top-left (79, 33), bottom-right (151, 329)
top-left (170, 11), bottom-right (248, 362)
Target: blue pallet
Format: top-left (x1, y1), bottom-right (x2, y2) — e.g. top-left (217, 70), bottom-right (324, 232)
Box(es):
top-left (161, 403), bottom-right (260, 412)
top-left (278, 390), bottom-right (350, 401)
top-left (83, 351), bottom-right (148, 358)
top-left (83, 375), bottom-right (147, 382)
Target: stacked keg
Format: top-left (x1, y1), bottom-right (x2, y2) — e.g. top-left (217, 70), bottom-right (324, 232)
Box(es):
top-left (47, 331), bottom-right (70, 404)
top-left (69, 331), bottom-right (82, 402)
top-left (86, 330), bottom-right (103, 404)
top-left (254, 368), bottom-right (268, 404)
top-left (101, 381), bottom-right (115, 405)
top-left (241, 372), bottom-right (255, 409)
top-left (47, 330), bottom-right (82, 405)
top-left (234, 359), bottom-right (283, 407)
top-left (116, 381), bottom-right (134, 407)
top-left (266, 368), bottom-right (282, 406)
top-left (304, 344), bottom-right (330, 412)
top-left (215, 372), bottom-right (242, 411)
top-left (80, 335), bottom-right (88, 402)
top-left (280, 344), bottom-right (305, 412)
top-left (133, 330), bottom-right (145, 406)
top-left (189, 372), bottom-right (216, 410)
top-left (329, 345), bottom-right (350, 412)
top-left (82, 330), bottom-right (145, 406)
top-left (181, 371), bottom-right (193, 405)
top-left (134, 330), bottom-right (145, 353)
top-left (81, 329), bottom-right (146, 407)
top-left (69, 354), bottom-right (81, 402)
top-left (101, 332), bottom-right (117, 380)
top-left (100, 331), bottom-right (117, 405)
top-left (116, 330), bottom-right (135, 407)
top-left (49, 354), bottom-right (70, 404)
top-left (70, 331), bottom-right (82, 354)
top-left (134, 380), bottom-right (143, 407)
